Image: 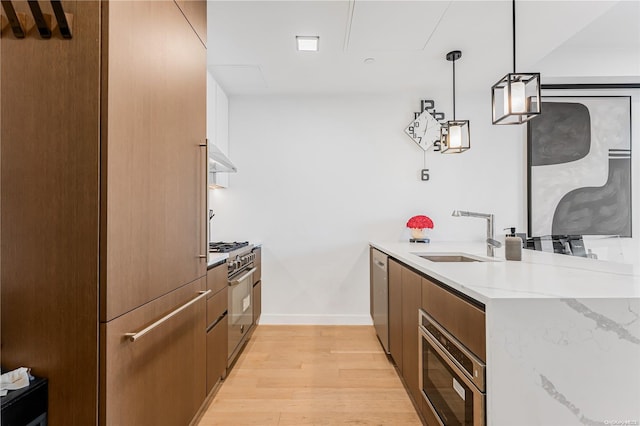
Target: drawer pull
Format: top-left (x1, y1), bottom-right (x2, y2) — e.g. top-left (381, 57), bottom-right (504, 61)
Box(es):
top-left (125, 290), bottom-right (211, 342)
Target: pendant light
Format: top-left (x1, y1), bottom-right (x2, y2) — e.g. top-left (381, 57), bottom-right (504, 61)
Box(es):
top-left (440, 50), bottom-right (470, 154)
top-left (491, 0), bottom-right (541, 125)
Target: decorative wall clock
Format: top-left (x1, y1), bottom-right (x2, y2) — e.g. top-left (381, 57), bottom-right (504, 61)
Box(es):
top-left (404, 102), bottom-right (443, 151)
top-left (404, 100), bottom-right (445, 180)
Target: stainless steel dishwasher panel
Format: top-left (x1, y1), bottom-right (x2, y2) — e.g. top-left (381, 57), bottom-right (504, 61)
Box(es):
top-left (371, 248), bottom-right (389, 353)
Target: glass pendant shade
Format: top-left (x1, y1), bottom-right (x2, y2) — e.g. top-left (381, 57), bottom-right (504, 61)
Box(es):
top-left (440, 120), bottom-right (470, 154)
top-left (492, 72), bottom-right (541, 125)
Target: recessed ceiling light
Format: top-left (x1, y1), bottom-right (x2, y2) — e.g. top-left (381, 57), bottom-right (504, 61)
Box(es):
top-left (296, 36), bottom-right (319, 52)
top-left (364, 58), bottom-right (375, 64)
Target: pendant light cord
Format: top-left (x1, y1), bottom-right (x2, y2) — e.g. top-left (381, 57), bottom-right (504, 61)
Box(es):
top-left (452, 58), bottom-right (456, 120)
top-left (512, 0), bottom-right (516, 73)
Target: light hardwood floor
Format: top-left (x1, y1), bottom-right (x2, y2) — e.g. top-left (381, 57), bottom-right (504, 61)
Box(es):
top-left (196, 325), bottom-right (422, 425)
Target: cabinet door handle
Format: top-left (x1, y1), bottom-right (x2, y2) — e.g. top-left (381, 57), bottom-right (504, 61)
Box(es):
top-left (199, 141), bottom-right (208, 260)
top-left (124, 290), bottom-right (211, 342)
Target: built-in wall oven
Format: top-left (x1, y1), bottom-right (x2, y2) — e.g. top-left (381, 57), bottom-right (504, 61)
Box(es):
top-left (210, 242), bottom-right (256, 367)
top-left (419, 309), bottom-right (486, 426)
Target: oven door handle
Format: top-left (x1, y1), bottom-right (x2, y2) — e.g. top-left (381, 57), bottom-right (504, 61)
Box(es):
top-left (229, 267), bottom-right (257, 286)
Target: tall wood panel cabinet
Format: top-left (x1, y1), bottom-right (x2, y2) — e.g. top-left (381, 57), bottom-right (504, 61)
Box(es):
top-left (1, 1), bottom-right (208, 425)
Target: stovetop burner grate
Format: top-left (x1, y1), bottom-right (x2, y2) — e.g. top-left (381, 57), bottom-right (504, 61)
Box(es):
top-left (209, 241), bottom-right (249, 253)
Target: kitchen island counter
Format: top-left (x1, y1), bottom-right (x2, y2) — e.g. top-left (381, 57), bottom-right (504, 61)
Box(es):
top-left (371, 241), bottom-right (640, 426)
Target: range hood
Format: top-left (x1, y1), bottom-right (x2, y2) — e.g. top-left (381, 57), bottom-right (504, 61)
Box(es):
top-left (209, 144), bottom-right (237, 173)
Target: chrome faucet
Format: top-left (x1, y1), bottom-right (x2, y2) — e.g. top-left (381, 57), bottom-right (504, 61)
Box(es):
top-left (452, 210), bottom-right (502, 257)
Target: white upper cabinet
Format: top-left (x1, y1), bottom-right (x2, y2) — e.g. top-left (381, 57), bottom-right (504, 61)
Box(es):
top-left (207, 71), bottom-right (231, 188)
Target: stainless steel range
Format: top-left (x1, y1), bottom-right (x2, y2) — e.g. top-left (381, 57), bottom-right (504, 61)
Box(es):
top-left (209, 242), bottom-right (256, 366)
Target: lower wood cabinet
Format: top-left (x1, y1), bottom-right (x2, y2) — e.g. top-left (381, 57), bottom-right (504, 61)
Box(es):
top-left (207, 315), bottom-right (228, 393)
top-left (206, 266), bottom-right (229, 393)
top-left (388, 259), bottom-right (403, 372)
top-left (376, 251), bottom-right (488, 425)
top-left (386, 258), bottom-right (422, 407)
top-left (422, 276), bottom-right (486, 361)
top-left (100, 278), bottom-right (206, 426)
top-left (253, 280), bottom-right (262, 324)
top-left (401, 265), bottom-right (422, 405)
top-left (207, 262), bottom-right (227, 296)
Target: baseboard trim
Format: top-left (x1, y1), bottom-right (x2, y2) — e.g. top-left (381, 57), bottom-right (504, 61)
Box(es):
top-left (259, 314), bottom-right (373, 326)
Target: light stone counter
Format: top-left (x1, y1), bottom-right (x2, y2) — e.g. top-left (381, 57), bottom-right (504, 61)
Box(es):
top-left (370, 241), bottom-right (640, 426)
top-left (207, 252), bottom-right (228, 269)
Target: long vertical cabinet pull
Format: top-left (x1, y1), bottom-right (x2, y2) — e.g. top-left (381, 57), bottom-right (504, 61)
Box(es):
top-left (198, 141), bottom-right (208, 260)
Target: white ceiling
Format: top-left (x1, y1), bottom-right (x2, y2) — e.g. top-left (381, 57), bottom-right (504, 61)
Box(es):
top-left (206, 0), bottom-right (640, 96)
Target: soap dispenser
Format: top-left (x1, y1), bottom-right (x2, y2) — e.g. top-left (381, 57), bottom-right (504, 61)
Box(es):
top-left (504, 227), bottom-right (522, 261)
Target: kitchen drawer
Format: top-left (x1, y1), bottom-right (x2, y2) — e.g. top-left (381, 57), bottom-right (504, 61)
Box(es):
top-left (206, 315), bottom-right (228, 393)
top-left (421, 276), bottom-right (486, 361)
top-left (207, 286), bottom-right (227, 328)
top-left (100, 278), bottom-right (206, 426)
top-left (207, 261), bottom-right (227, 297)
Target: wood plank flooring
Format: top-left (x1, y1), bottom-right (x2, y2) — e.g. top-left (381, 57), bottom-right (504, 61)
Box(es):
top-left (196, 325), bottom-right (422, 426)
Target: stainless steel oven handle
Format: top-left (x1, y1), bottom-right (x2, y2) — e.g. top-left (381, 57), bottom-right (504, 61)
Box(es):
top-left (124, 290), bottom-right (211, 342)
top-left (229, 267), bottom-right (257, 286)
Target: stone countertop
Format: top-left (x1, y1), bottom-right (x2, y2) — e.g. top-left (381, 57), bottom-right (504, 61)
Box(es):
top-left (370, 241), bottom-right (640, 304)
top-left (207, 252), bottom-right (228, 268)
top-left (370, 241), bottom-right (640, 425)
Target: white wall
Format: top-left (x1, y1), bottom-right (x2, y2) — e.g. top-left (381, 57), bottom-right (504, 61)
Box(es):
top-left (210, 92), bottom-right (640, 324)
top-left (210, 94), bottom-right (507, 324)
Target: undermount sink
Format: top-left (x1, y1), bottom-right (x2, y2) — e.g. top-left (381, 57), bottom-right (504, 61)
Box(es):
top-left (415, 253), bottom-right (486, 262)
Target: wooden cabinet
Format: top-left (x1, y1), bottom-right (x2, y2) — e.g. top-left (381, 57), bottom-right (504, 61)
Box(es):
top-left (253, 246), bottom-right (262, 284)
top-left (374, 250), bottom-right (487, 424)
top-left (422, 276), bottom-right (486, 361)
top-left (206, 286), bottom-right (228, 327)
top-left (388, 259), bottom-right (403, 372)
top-left (205, 262), bottom-right (229, 393)
top-left (384, 258), bottom-right (421, 406)
top-left (205, 260), bottom-right (229, 392)
top-left (207, 261), bottom-right (228, 296)
top-left (401, 265), bottom-right (422, 405)
top-left (252, 247), bottom-right (262, 324)
top-left (207, 316), bottom-right (228, 393)
top-left (254, 280), bottom-right (262, 324)
top-left (101, 0), bottom-right (207, 321)
top-left (100, 279), bottom-right (206, 425)
top-left (1, 1), bottom-right (207, 425)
